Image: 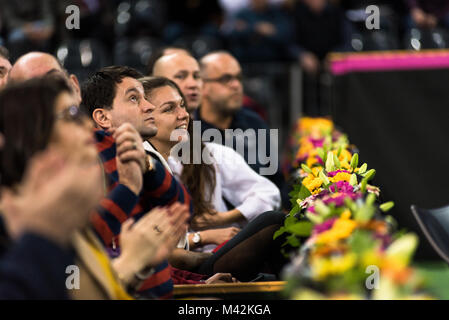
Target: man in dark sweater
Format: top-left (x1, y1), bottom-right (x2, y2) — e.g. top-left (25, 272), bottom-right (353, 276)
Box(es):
top-left (197, 51), bottom-right (290, 209)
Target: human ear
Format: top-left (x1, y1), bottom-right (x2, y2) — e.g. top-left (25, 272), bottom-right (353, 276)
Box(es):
top-left (92, 108), bottom-right (112, 130)
top-left (69, 74), bottom-right (82, 104)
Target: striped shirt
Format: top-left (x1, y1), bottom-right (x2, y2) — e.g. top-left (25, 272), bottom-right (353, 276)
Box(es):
top-left (91, 129), bottom-right (193, 299)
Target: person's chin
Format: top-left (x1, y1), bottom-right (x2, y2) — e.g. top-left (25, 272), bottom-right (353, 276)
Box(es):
top-left (186, 102), bottom-right (200, 113)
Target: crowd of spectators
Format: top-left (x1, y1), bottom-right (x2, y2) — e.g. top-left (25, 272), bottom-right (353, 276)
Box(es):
top-left (0, 0), bottom-right (449, 300)
top-left (0, 1), bottom-right (448, 117)
top-left (1, 1), bottom-right (449, 63)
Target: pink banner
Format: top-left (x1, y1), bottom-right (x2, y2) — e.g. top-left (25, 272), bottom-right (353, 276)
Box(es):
top-left (330, 50), bottom-right (449, 75)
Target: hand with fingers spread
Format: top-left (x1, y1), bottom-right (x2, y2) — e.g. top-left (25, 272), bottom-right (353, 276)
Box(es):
top-left (1, 148), bottom-right (103, 247)
top-left (112, 203), bottom-right (190, 285)
top-left (111, 123), bottom-right (147, 195)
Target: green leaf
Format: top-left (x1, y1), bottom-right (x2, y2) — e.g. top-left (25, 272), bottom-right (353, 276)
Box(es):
top-left (319, 170), bottom-right (330, 186)
top-left (298, 183), bottom-right (312, 201)
top-left (363, 169), bottom-right (376, 181)
top-left (344, 197), bottom-right (357, 212)
top-left (349, 173), bottom-right (358, 186)
top-left (289, 203), bottom-right (300, 216)
top-left (273, 226), bottom-right (286, 240)
top-left (366, 193), bottom-right (376, 206)
top-left (350, 153), bottom-right (359, 170)
top-left (306, 211), bottom-right (323, 224)
top-left (348, 230), bottom-right (377, 254)
top-left (354, 200), bottom-right (375, 223)
top-left (323, 145), bottom-right (329, 163)
top-left (315, 200), bottom-right (331, 217)
top-left (285, 234), bottom-right (301, 248)
top-left (284, 215), bottom-right (298, 227)
top-left (386, 233), bottom-right (418, 266)
top-left (285, 221), bottom-right (313, 237)
top-left (325, 151), bottom-right (335, 172)
top-left (317, 148), bottom-right (325, 163)
top-left (301, 163), bottom-right (314, 176)
top-left (385, 215), bottom-right (398, 230)
top-left (333, 153), bottom-right (341, 169)
top-left (359, 163), bottom-right (367, 174)
top-left (360, 178), bottom-right (368, 193)
top-left (337, 146), bottom-right (343, 157)
top-left (380, 201), bottom-right (395, 212)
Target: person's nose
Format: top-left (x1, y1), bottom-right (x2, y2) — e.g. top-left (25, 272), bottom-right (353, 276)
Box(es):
top-left (177, 105), bottom-right (189, 120)
top-left (229, 77), bottom-right (242, 91)
top-left (185, 75), bottom-right (199, 89)
top-left (141, 98), bottom-right (155, 113)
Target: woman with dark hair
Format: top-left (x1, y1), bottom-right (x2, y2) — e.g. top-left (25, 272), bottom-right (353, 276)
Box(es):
top-left (139, 76), bottom-right (287, 281)
top-left (0, 75), bottom-right (189, 299)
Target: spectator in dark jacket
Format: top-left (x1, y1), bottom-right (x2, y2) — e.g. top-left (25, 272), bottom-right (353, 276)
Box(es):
top-left (288, 0), bottom-right (351, 116)
top-left (406, 0), bottom-right (449, 29)
top-left (226, 0), bottom-right (293, 62)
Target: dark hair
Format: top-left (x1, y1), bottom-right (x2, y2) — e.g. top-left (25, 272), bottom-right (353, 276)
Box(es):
top-left (0, 46), bottom-right (9, 60)
top-left (81, 65), bottom-right (143, 117)
top-left (139, 76), bottom-right (216, 217)
top-left (145, 46), bottom-right (192, 76)
top-left (0, 75), bottom-right (72, 187)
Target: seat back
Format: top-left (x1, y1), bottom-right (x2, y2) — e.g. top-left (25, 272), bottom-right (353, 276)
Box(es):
top-left (114, 37), bottom-right (162, 74)
top-left (172, 35), bottom-right (223, 59)
top-left (411, 204), bottom-right (449, 265)
top-left (56, 38), bottom-right (110, 82)
top-left (404, 28), bottom-right (449, 50)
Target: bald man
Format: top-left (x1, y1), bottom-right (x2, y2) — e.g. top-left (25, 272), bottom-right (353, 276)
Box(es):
top-left (197, 50), bottom-right (290, 209)
top-left (8, 52), bottom-right (81, 103)
top-left (0, 47), bottom-right (12, 91)
top-left (153, 52), bottom-right (203, 113)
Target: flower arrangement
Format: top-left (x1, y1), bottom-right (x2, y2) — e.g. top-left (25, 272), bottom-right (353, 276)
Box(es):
top-left (279, 117), bottom-right (433, 300)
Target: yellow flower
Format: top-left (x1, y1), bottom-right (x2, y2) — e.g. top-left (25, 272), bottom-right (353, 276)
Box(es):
top-left (296, 137), bottom-right (314, 160)
top-left (340, 209), bottom-right (351, 219)
top-left (303, 174), bottom-right (323, 194)
top-left (333, 149), bottom-right (352, 162)
top-left (315, 215), bottom-right (357, 244)
top-left (298, 118), bottom-right (334, 137)
top-left (310, 253), bottom-right (357, 280)
top-left (340, 159), bottom-right (351, 170)
top-left (361, 251), bottom-right (384, 269)
top-left (329, 172), bottom-right (352, 183)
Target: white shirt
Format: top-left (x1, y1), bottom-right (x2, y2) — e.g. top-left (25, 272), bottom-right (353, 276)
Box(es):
top-left (168, 142), bottom-right (281, 252)
top-left (143, 141), bottom-right (189, 250)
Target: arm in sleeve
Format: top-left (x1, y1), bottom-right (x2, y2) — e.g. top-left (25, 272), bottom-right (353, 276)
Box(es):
top-left (217, 144), bottom-right (281, 222)
top-left (0, 233), bottom-right (74, 300)
top-left (90, 184), bottom-right (139, 247)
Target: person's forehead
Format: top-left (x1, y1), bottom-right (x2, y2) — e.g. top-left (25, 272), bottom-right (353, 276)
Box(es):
top-left (0, 57), bottom-right (12, 69)
top-left (206, 55), bottom-right (241, 76)
top-left (159, 54), bottom-right (199, 75)
top-left (25, 60), bottom-right (63, 79)
top-left (152, 86), bottom-right (182, 105)
top-left (116, 77), bottom-right (144, 94)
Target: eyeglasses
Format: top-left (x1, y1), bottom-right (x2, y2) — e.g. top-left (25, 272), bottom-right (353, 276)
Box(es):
top-left (56, 105), bottom-right (86, 124)
top-left (203, 73), bottom-right (243, 86)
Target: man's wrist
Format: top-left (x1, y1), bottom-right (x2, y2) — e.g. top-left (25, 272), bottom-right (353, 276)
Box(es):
top-left (118, 180), bottom-right (141, 196)
top-left (143, 154), bottom-right (155, 174)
